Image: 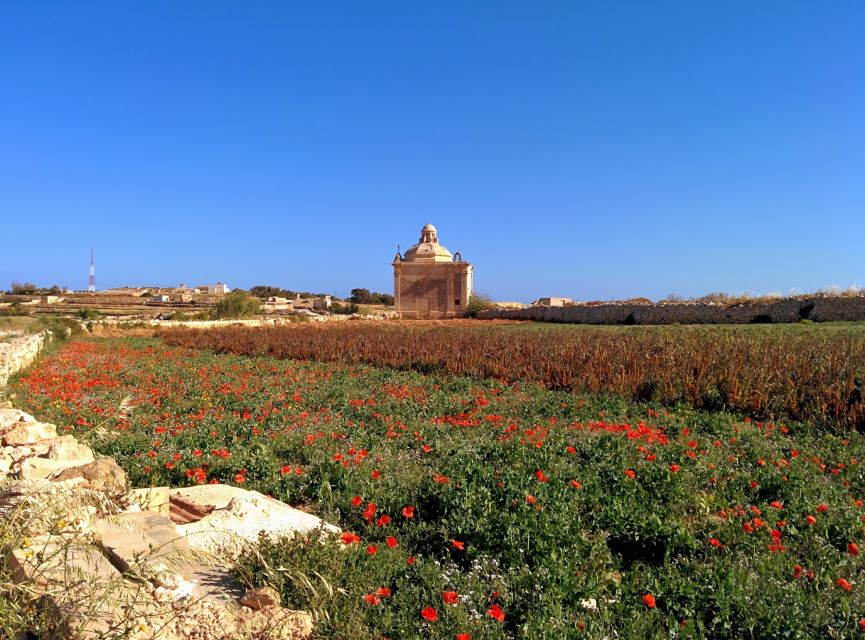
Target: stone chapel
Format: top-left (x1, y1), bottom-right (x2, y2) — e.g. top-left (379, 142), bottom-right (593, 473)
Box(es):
top-left (392, 223), bottom-right (473, 319)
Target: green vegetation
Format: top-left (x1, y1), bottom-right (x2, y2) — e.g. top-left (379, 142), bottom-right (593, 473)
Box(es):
top-left (350, 288), bottom-right (395, 306)
top-left (6, 281), bottom-right (62, 295)
top-left (9, 332), bottom-right (865, 639)
top-left (464, 293), bottom-right (495, 318)
top-left (249, 284), bottom-right (331, 300)
top-left (212, 290), bottom-right (262, 319)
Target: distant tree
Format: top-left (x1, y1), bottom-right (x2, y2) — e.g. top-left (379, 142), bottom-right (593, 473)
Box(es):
top-left (250, 285), bottom-right (295, 299)
top-left (350, 289), bottom-right (394, 305)
top-left (350, 288), bottom-right (373, 304)
top-left (10, 281), bottom-right (38, 295)
top-left (213, 290), bottom-right (261, 319)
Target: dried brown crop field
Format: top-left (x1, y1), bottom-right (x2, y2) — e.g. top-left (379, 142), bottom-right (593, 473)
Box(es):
top-left (158, 321), bottom-right (865, 431)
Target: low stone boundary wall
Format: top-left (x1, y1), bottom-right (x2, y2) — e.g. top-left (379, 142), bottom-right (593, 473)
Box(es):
top-left (479, 296), bottom-right (865, 325)
top-left (0, 406), bottom-right (335, 639)
top-left (0, 330), bottom-right (50, 386)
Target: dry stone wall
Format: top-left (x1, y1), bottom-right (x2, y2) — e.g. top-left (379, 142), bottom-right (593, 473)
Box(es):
top-left (0, 330), bottom-right (50, 386)
top-left (479, 296), bottom-right (865, 325)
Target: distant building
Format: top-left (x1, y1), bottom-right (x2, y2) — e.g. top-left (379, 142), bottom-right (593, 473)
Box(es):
top-left (151, 294), bottom-right (171, 303)
top-left (312, 295), bottom-right (332, 311)
top-left (196, 283), bottom-right (230, 295)
top-left (393, 223), bottom-right (473, 319)
top-left (533, 297), bottom-right (573, 307)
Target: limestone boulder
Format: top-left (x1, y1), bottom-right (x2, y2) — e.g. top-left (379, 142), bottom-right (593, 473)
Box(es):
top-left (0, 408), bottom-right (36, 432)
top-left (240, 586), bottom-right (281, 610)
top-left (2, 422), bottom-right (58, 447)
top-left (17, 456), bottom-right (98, 481)
top-left (53, 457), bottom-right (128, 495)
top-left (40, 436), bottom-right (95, 462)
top-left (170, 484), bottom-right (340, 556)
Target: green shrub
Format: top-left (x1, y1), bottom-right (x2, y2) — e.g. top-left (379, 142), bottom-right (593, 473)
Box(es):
top-left (213, 291), bottom-right (261, 319)
top-left (463, 294), bottom-right (494, 318)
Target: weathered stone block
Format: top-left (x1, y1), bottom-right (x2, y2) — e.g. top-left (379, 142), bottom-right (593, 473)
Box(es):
top-left (53, 457), bottom-right (127, 495)
top-left (240, 586), bottom-right (281, 610)
top-left (126, 486), bottom-right (170, 515)
top-left (170, 484), bottom-right (340, 556)
top-left (0, 408), bottom-right (36, 432)
top-left (40, 435), bottom-right (95, 462)
top-left (17, 456), bottom-right (97, 481)
top-left (2, 422), bottom-right (58, 447)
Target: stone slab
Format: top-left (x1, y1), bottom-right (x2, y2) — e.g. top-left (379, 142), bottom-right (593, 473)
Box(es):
top-left (126, 486), bottom-right (170, 515)
top-left (91, 510), bottom-right (240, 602)
top-left (170, 485), bottom-right (340, 556)
top-left (8, 534), bottom-right (120, 589)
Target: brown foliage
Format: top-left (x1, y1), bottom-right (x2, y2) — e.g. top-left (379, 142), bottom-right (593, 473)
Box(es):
top-left (158, 323), bottom-right (865, 431)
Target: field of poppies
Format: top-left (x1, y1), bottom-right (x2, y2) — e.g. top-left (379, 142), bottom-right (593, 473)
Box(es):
top-left (9, 332), bottom-right (865, 639)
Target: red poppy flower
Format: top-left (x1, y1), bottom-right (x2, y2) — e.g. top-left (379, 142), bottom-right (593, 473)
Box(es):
top-left (489, 603), bottom-right (505, 622)
top-left (837, 578), bottom-right (852, 591)
top-left (386, 536), bottom-right (398, 548)
top-left (805, 515), bottom-right (817, 526)
top-left (570, 480), bottom-right (582, 489)
top-left (363, 593), bottom-right (380, 606)
top-left (406, 555), bottom-right (416, 565)
top-left (420, 606), bottom-right (438, 622)
top-left (451, 539), bottom-right (465, 550)
top-left (377, 514), bottom-right (391, 526)
top-left (625, 469), bottom-right (636, 479)
top-left (340, 532), bottom-right (360, 545)
top-left (351, 495), bottom-right (363, 508)
top-left (371, 469), bottom-right (381, 479)
top-left (363, 502), bottom-right (377, 522)
top-left (402, 505), bottom-right (415, 518)
top-left (457, 634), bottom-right (471, 640)
top-left (670, 464), bottom-right (680, 473)
top-left (280, 465), bottom-right (292, 475)
top-left (642, 594), bottom-right (656, 609)
top-left (367, 545), bottom-right (378, 555)
top-left (849, 542), bottom-right (860, 556)
top-left (793, 564), bottom-right (803, 579)
top-left (770, 500), bottom-right (783, 509)
top-left (442, 591), bottom-right (459, 605)
top-left (376, 587), bottom-right (391, 597)
top-left (817, 504), bottom-right (828, 513)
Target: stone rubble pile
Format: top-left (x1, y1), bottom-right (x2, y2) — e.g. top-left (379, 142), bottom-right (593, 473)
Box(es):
top-left (0, 406), bottom-right (338, 639)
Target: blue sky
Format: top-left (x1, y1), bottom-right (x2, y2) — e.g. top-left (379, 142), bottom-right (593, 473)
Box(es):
top-left (1, 2), bottom-right (863, 302)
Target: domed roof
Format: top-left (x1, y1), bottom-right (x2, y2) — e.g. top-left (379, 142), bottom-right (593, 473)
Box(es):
top-left (401, 223), bottom-right (455, 263)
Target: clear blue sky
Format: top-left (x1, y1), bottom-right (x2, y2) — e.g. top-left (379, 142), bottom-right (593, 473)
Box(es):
top-left (2, 2), bottom-right (863, 302)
